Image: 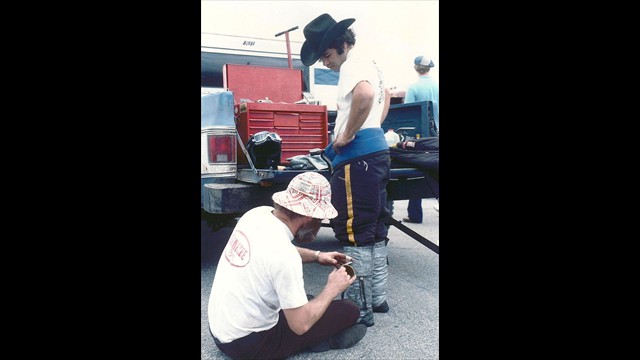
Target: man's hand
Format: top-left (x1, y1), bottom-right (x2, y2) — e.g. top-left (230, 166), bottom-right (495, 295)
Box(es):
top-left (327, 266), bottom-right (357, 293)
top-left (317, 251), bottom-right (353, 267)
top-left (331, 132), bottom-right (355, 154)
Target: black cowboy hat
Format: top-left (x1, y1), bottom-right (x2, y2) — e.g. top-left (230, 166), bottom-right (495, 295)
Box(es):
top-left (301, 13), bottom-right (355, 66)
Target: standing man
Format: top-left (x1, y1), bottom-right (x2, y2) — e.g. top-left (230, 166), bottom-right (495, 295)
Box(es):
top-left (301, 13), bottom-right (391, 328)
top-left (208, 172), bottom-right (367, 359)
top-left (403, 54), bottom-right (440, 222)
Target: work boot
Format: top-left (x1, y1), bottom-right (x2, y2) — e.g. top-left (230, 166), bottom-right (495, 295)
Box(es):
top-left (373, 300), bottom-right (389, 313)
top-left (344, 276), bottom-right (375, 327)
top-left (357, 312), bottom-right (375, 327)
top-left (309, 324), bottom-right (367, 352)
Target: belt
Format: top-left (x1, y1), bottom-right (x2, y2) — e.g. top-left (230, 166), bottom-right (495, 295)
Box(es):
top-left (342, 238), bottom-right (387, 246)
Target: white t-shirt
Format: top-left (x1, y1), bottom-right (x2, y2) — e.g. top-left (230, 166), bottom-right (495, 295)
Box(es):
top-left (208, 206), bottom-right (309, 343)
top-left (333, 47), bottom-right (386, 137)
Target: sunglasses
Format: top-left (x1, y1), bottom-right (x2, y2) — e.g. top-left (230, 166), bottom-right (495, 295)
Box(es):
top-left (252, 131), bottom-right (282, 145)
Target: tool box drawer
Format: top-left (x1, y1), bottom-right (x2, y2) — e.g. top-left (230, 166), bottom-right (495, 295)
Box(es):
top-left (236, 103), bottom-right (328, 165)
top-left (274, 112), bottom-right (300, 127)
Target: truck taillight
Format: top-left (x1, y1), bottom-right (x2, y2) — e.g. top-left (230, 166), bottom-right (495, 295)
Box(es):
top-left (207, 134), bottom-right (236, 163)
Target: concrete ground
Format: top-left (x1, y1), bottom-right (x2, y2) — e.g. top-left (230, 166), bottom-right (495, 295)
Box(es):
top-left (201, 198), bottom-right (439, 359)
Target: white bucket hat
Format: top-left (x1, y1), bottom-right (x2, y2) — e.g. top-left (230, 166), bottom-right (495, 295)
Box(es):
top-left (272, 172), bottom-right (338, 220)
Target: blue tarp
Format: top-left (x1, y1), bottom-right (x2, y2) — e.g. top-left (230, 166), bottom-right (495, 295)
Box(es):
top-left (201, 91), bottom-right (235, 127)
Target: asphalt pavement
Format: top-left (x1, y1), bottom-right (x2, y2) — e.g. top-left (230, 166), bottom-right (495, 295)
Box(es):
top-left (201, 198), bottom-right (439, 359)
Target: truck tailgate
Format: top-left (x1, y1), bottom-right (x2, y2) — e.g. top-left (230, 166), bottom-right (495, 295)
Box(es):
top-left (236, 166), bottom-right (438, 200)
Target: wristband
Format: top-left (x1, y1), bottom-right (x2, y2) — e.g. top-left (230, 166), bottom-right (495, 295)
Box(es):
top-left (314, 250), bottom-right (321, 262)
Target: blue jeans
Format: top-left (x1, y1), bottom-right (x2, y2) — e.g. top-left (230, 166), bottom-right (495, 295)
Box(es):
top-left (407, 198), bottom-right (422, 223)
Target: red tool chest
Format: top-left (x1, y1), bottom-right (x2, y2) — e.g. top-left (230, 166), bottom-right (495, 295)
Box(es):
top-left (223, 64), bottom-right (328, 165)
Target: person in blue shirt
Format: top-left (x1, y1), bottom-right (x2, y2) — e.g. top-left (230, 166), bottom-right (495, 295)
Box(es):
top-left (403, 55), bottom-right (439, 223)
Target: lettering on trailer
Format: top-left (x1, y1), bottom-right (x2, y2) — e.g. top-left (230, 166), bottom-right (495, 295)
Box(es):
top-left (242, 41), bottom-right (255, 46)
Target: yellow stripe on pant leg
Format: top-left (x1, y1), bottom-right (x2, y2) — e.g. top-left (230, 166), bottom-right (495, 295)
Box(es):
top-left (345, 164), bottom-right (356, 245)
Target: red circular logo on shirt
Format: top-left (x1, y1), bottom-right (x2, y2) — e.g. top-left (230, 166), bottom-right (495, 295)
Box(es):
top-left (224, 230), bottom-right (251, 267)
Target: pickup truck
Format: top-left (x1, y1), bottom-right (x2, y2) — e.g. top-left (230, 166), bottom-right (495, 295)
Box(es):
top-left (201, 89), bottom-right (439, 252)
top-left (200, 33), bottom-right (438, 251)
